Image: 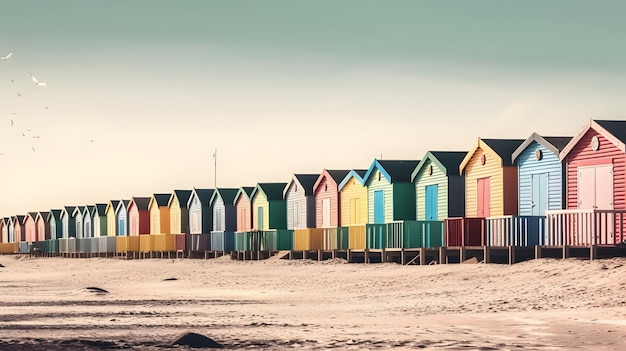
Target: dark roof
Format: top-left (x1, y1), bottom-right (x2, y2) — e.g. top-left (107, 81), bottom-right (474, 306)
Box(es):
top-left (482, 139), bottom-right (525, 166)
top-left (431, 151), bottom-right (467, 176)
top-left (511, 133), bottom-right (573, 162)
top-left (595, 120), bottom-right (626, 143)
top-left (37, 211), bottom-right (50, 220)
top-left (153, 193), bottom-right (172, 207)
top-left (172, 190), bottom-right (192, 207)
top-left (192, 189), bottom-right (214, 205)
top-left (543, 137), bottom-right (573, 152)
top-left (109, 200), bottom-right (120, 210)
top-left (212, 188), bottom-right (239, 206)
top-left (64, 206), bottom-right (76, 216)
top-left (28, 212), bottom-right (38, 220)
top-left (377, 160), bottom-right (421, 183)
top-left (15, 215), bottom-right (25, 224)
top-left (353, 169), bottom-right (367, 178)
top-left (256, 183), bottom-right (288, 201)
top-left (234, 186), bottom-right (256, 204)
top-left (326, 170), bottom-right (351, 183)
top-left (241, 187), bottom-right (255, 197)
top-left (131, 197), bottom-right (151, 210)
top-left (291, 174), bottom-right (320, 196)
top-left (94, 204), bottom-right (107, 216)
top-left (48, 210), bottom-right (62, 220)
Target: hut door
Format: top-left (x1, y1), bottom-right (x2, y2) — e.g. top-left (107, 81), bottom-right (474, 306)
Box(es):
top-left (322, 198), bottom-right (331, 227)
top-left (257, 207), bottom-right (264, 230)
top-left (531, 173), bottom-right (548, 216)
top-left (578, 165), bottom-right (614, 209)
top-left (425, 184), bottom-right (438, 221)
top-left (374, 190), bottom-right (385, 224)
top-left (350, 198), bottom-right (360, 225)
top-left (119, 219), bottom-right (126, 236)
top-left (477, 177), bottom-right (490, 217)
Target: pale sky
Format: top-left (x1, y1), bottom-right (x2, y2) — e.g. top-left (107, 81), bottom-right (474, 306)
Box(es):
top-left (2, 1), bottom-right (626, 215)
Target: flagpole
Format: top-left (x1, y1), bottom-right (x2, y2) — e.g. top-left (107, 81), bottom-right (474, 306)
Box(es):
top-left (213, 148), bottom-right (217, 188)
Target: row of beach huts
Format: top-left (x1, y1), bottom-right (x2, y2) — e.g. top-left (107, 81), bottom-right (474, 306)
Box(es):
top-left (1, 119), bottom-right (626, 264)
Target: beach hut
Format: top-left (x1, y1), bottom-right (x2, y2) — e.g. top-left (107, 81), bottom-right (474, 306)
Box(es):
top-left (338, 169), bottom-right (368, 249)
top-left (35, 211), bottom-right (50, 241)
top-left (313, 170), bottom-right (350, 228)
top-left (128, 197), bottom-right (151, 236)
top-left (251, 183), bottom-right (288, 231)
top-left (83, 205), bottom-right (94, 238)
top-left (24, 212), bottom-right (37, 243)
top-left (60, 206), bottom-right (77, 239)
top-left (459, 138), bottom-right (524, 218)
top-left (187, 188), bottom-right (214, 252)
top-left (47, 210), bottom-right (62, 239)
top-left (14, 215), bottom-right (27, 253)
top-left (169, 190), bottom-right (192, 235)
top-left (72, 207), bottom-right (84, 238)
top-left (7, 216), bottom-right (15, 243)
top-left (188, 189), bottom-right (214, 234)
top-left (512, 133), bottom-right (571, 216)
top-left (210, 188), bottom-right (239, 251)
top-left (547, 119), bottom-right (626, 245)
top-left (115, 200), bottom-right (130, 236)
top-left (284, 174), bottom-right (319, 230)
top-left (105, 200), bottom-right (120, 236)
top-left (235, 187), bottom-right (255, 232)
top-left (92, 204), bottom-right (108, 237)
top-left (412, 151), bottom-right (467, 221)
top-left (363, 159), bottom-right (420, 223)
top-left (149, 194), bottom-right (172, 235)
top-left (1, 217), bottom-right (8, 242)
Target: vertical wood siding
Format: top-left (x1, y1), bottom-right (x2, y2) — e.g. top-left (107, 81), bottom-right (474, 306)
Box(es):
top-left (83, 211), bottom-right (92, 238)
top-left (75, 212), bottom-right (83, 238)
top-left (1, 222), bottom-right (7, 242)
top-left (235, 195), bottom-right (252, 231)
top-left (24, 216), bottom-right (36, 243)
top-left (518, 141), bottom-right (564, 215)
top-left (189, 194), bottom-right (202, 234)
top-left (159, 207), bottom-right (170, 234)
top-left (36, 217), bottom-right (48, 241)
top-left (286, 182), bottom-right (308, 229)
top-left (213, 196), bottom-right (226, 231)
top-left (252, 193), bottom-right (269, 230)
top-left (94, 216), bottom-right (100, 237)
top-left (106, 207), bottom-right (116, 236)
top-left (150, 204), bottom-right (160, 234)
top-left (367, 170), bottom-right (393, 223)
top-left (415, 159), bottom-right (448, 220)
top-left (315, 176), bottom-right (340, 228)
top-left (117, 206), bottom-right (127, 236)
top-left (128, 205), bottom-right (139, 236)
top-left (169, 197), bottom-right (181, 234)
top-left (464, 147), bottom-right (505, 217)
top-left (566, 129), bottom-right (625, 210)
top-left (340, 177), bottom-right (368, 226)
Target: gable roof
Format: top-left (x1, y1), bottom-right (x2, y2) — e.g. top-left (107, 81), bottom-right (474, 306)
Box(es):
top-left (27, 212), bottom-right (38, 221)
top-left (210, 188), bottom-right (239, 206)
top-left (363, 159), bottom-right (421, 184)
top-left (313, 169), bottom-right (351, 193)
top-left (94, 204), bottom-right (107, 216)
top-left (63, 206), bottom-right (76, 218)
top-left (460, 138), bottom-right (525, 173)
top-left (283, 174), bottom-right (320, 197)
top-left (150, 193), bottom-right (172, 209)
top-left (411, 151), bottom-right (467, 181)
top-left (559, 119), bottom-right (626, 160)
top-left (115, 200), bottom-right (130, 214)
top-left (47, 210), bottom-right (62, 221)
top-left (130, 197), bottom-right (151, 211)
top-left (338, 169), bottom-right (368, 190)
top-left (14, 215), bottom-right (25, 225)
top-left (188, 188), bottom-right (214, 207)
top-left (72, 206), bottom-right (85, 217)
top-left (233, 186), bottom-right (255, 205)
top-left (36, 211), bottom-right (50, 222)
top-left (252, 183), bottom-right (288, 201)
top-left (511, 133), bottom-right (572, 162)
top-left (168, 190), bottom-right (192, 208)
top-left (106, 200), bottom-right (120, 214)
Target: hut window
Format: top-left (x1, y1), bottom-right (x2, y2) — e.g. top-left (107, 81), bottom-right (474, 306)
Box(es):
top-left (591, 136), bottom-right (600, 151)
top-left (294, 184), bottom-right (298, 192)
top-left (480, 154), bottom-right (486, 165)
top-left (325, 184), bottom-right (328, 191)
top-left (378, 172), bottom-right (381, 181)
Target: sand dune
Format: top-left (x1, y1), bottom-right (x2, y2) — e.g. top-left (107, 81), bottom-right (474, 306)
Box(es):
top-left (0, 255), bottom-right (625, 350)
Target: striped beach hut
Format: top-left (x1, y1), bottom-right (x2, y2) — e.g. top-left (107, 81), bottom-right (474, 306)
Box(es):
top-left (284, 174), bottom-right (319, 230)
top-left (235, 187), bottom-right (255, 232)
top-left (7, 216), bottom-right (15, 243)
top-left (338, 170), bottom-right (368, 228)
top-left (210, 188), bottom-right (239, 251)
top-left (35, 211), bottom-right (50, 241)
top-left (1, 217), bottom-right (8, 242)
top-left (363, 159), bottom-right (420, 224)
top-left (169, 190), bottom-right (192, 235)
top-left (412, 151), bottom-right (467, 221)
top-left (60, 206), bottom-right (77, 238)
top-left (83, 205), bottom-right (94, 238)
top-left (551, 119), bottom-right (626, 245)
top-left (512, 133), bottom-right (571, 216)
top-left (47, 210), bottom-right (62, 239)
top-left (460, 138), bottom-right (525, 218)
top-left (128, 197), bottom-right (151, 236)
top-left (313, 170), bottom-right (350, 228)
top-left (115, 200), bottom-right (130, 236)
top-left (92, 204), bottom-right (107, 237)
top-left (24, 212), bottom-right (37, 243)
top-left (14, 215), bottom-right (26, 252)
top-left (188, 189), bottom-right (214, 234)
top-left (149, 194), bottom-right (172, 235)
top-left (72, 207), bottom-right (84, 238)
top-left (251, 183), bottom-right (288, 230)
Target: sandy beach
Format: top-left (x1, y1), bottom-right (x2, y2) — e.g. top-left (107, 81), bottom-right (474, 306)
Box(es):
top-left (0, 255), bottom-right (625, 350)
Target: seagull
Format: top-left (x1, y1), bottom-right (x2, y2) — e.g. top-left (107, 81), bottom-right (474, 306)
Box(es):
top-left (32, 147), bottom-right (35, 152)
top-left (22, 133), bottom-right (25, 137)
top-left (32, 136), bottom-right (40, 139)
top-left (29, 72), bottom-right (47, 86)
top-left (10, 119), bottom-right (13, 126)
top-left (16, 93), bottom-right (22, 97)
top-left (1, 52), bottom-right (12, 61)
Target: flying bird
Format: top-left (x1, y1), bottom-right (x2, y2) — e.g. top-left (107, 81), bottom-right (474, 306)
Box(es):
top-left (29, 72), bottom-right (47, 86)
top-left (10, 119), bottom-right (14, 126)
top-left (22, 133), bottom-right (26, 137)
top-left (32, 147), bottom-right (35, 152)
top-left (1, 52), bottom-right (12, 61)
top-left (16, 93), bottom-right (22, 97)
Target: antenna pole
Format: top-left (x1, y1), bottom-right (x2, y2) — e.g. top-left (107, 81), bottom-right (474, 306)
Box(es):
top-left (213, 148), bottom-right (217, 188)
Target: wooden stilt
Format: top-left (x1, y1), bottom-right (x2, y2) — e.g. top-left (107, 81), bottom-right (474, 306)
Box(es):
top-left (484, 246), bottom-right (490, 264)
top-left (535, 245), bottom-right (542, 260)
top-left (419, 248), bottom-right (426, 265)
top-left (590, 245), bottom-right (597, 260)
top-left (508, 246), bottom-right (515, 265)
top-left (439, 247), bottom-right (446, 264)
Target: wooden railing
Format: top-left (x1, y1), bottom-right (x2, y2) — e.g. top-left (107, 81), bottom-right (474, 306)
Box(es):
top-left (545, 209), bottom-right (626, 246)
top-left (485, 216), bottom-right (545, 246)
